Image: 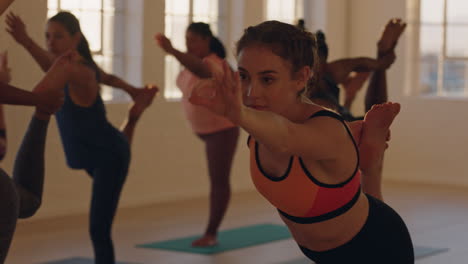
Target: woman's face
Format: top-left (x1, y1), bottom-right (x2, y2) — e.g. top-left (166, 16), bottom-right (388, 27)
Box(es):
top-left (185, 30), bottom-right (210, 58)
top-left (237, 44), bottom-right (306, 116)
top-left (45, 21), bottom-right (79, 56)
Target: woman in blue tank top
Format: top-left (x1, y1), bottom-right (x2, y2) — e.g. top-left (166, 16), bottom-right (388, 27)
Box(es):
top-left (6, 11), bottom-right (157, 263)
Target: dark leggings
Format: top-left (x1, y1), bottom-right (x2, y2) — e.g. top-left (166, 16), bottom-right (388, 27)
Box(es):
top-left (85, 146), bottom-right (130, 264)
top-left (0, 117), bottom-right (49, 264)
top-left (299, 194), bottom-right (414, 264)
top-left (197, 126), bottom-right (239, 236)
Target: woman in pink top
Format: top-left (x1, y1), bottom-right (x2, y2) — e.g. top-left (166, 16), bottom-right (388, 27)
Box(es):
top-left (155, 22), bottom-right (239, 247)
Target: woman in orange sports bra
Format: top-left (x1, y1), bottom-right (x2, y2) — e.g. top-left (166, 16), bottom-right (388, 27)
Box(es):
top-left (190, 21), bottom-right (414, 264)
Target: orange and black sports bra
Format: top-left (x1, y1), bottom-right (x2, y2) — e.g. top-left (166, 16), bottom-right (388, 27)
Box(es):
top-left (248, 110), bottom-right (361, 224)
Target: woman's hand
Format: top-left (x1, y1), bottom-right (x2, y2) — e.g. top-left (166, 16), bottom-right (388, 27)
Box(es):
top-left (189, 60), bottom-right (244, 124)
top-left (5, 12), bottom-right (31, 46)
top-left (154, 33), bottom-right (175, 54)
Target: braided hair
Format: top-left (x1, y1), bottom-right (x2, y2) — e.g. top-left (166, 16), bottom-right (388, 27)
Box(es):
top-left (236, 20), bottom-right (320, 100)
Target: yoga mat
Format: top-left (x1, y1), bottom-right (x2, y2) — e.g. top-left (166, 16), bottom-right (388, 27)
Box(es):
top-left (39, 257), bottom-right (140, 264)
top-left (136, 223), bottom-right (292, 255)
top-left (414, 246), bottom-right (449, 259)
top-left (279, 246), bottom-right (449, 264)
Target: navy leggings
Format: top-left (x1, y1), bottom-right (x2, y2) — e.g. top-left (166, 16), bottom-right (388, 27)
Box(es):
top-left (299, 194), bottom-right (414, 264)
top-left (85, 145), bottom-right (130, 264)
top-left (0, 116), bottom-right (49, 263)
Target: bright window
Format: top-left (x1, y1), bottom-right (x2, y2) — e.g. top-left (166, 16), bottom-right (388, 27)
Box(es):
top-left (418, 0), bottom-right (468, 97)
top-left (265, 0), bottom-right (303, 25)
top-left (47, 0), bottom-right (127, 102)
top-left (164, 0), bottom-right (219, 100)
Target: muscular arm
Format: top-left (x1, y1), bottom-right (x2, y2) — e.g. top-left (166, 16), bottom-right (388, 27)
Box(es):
top-left (6, 12), bottom-right (56, 72)
top-left (239, 107), bottom-right (351, 160)
top-left (326, 58), bottom-right (379, 84)
top-left (98, 67), bottom-right (139, 99)
top-left (21, 37), bottom-right (56, 72)
top-left (327, 52), bottom-right (395, 85)
top-left (169, 48), bottom-right (212, 78)
top-left (155, 34), bottom-right (212, 78)
top-left (0, 82), bottom-right (39, 106)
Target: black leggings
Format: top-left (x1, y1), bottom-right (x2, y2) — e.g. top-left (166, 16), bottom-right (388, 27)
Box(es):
top-left (0, 117), bottom-right (49, 264)
top-left (197, 126), bottom-right (239, 236)
top-left (299, 194), bottom-right (414, 264)
top-left (85, 145), bottom-right (130, 264)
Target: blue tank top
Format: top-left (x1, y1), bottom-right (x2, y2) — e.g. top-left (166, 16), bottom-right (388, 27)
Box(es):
top-left (55, 85), bottom-right (129, 169)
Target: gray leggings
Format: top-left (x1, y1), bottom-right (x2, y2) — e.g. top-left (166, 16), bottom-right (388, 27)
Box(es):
top-left (0, 116), bottom-right (49, 263)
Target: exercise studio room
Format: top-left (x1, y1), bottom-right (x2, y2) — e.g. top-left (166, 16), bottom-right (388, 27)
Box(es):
top-left (0, 0), bottom-right (466, 263)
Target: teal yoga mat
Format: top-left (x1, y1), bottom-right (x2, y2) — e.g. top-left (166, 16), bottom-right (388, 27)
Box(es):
top-left (39, 257), bottom-right (140, 264)
top-left (136, 223), bottom-right (292, 255)
top-left (279, 246), bottom-right (449, 264)
top-left (414, 246), bottom-right (449, 259)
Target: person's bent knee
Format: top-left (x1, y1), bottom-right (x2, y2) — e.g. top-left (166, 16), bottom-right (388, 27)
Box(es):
top-left (0, 171), bottom-right (19, 219)
top-left (0, 170), bottom-right (19, 263)
top-left (17, 198), bottom-right (41, 219)
top-left (16, 187), bottom-right (42, 219)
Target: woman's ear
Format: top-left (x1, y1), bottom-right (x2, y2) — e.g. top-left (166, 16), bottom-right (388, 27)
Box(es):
top-left (295, 66), bottom-right (313, 92)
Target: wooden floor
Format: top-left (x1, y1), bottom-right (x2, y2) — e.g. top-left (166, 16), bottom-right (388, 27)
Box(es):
top-left (6, 180), bottom-right (468, 264)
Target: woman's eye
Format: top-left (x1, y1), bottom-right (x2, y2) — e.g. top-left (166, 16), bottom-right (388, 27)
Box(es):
top-left (262, 77), bottom-right (274, 84)
top-left (239, 73), bottom-right (247, 80)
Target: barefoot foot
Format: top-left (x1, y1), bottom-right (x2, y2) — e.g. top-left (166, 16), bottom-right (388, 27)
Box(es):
top-left (360, 102), bottom-right (400, 165)
top-left (377, 18), bottom-right (407, 56)
top-left (191, 234), bottom-right (218, 247)
top-left (128, 85), bottom-right (159, 120)
top-left (358, 102), bottom-right (400, 200)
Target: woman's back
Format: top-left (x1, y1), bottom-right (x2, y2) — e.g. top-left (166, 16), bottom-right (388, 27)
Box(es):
top-left (55, 80), bottom-right (128, 169)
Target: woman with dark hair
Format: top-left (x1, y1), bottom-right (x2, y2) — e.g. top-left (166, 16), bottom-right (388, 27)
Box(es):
top-left (312, 29), bottom-right (395, 121)
top-left (296, 19), bottom-right (406, 200)
top-left (189, 20), bottom-right (414, 263)
top-left (299, 19), bottom-right (406, 122)
top-left (155, 22), bottom-right (239, 247)
top-left (6, 11), bottom-right (157, 263)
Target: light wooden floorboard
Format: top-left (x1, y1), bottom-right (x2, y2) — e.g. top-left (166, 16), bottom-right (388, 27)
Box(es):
top-left (6, 180), bottom-right (468, 264)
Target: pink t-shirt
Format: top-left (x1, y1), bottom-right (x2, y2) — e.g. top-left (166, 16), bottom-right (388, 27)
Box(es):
top-left (176, 54), bottom-right (236, 134)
